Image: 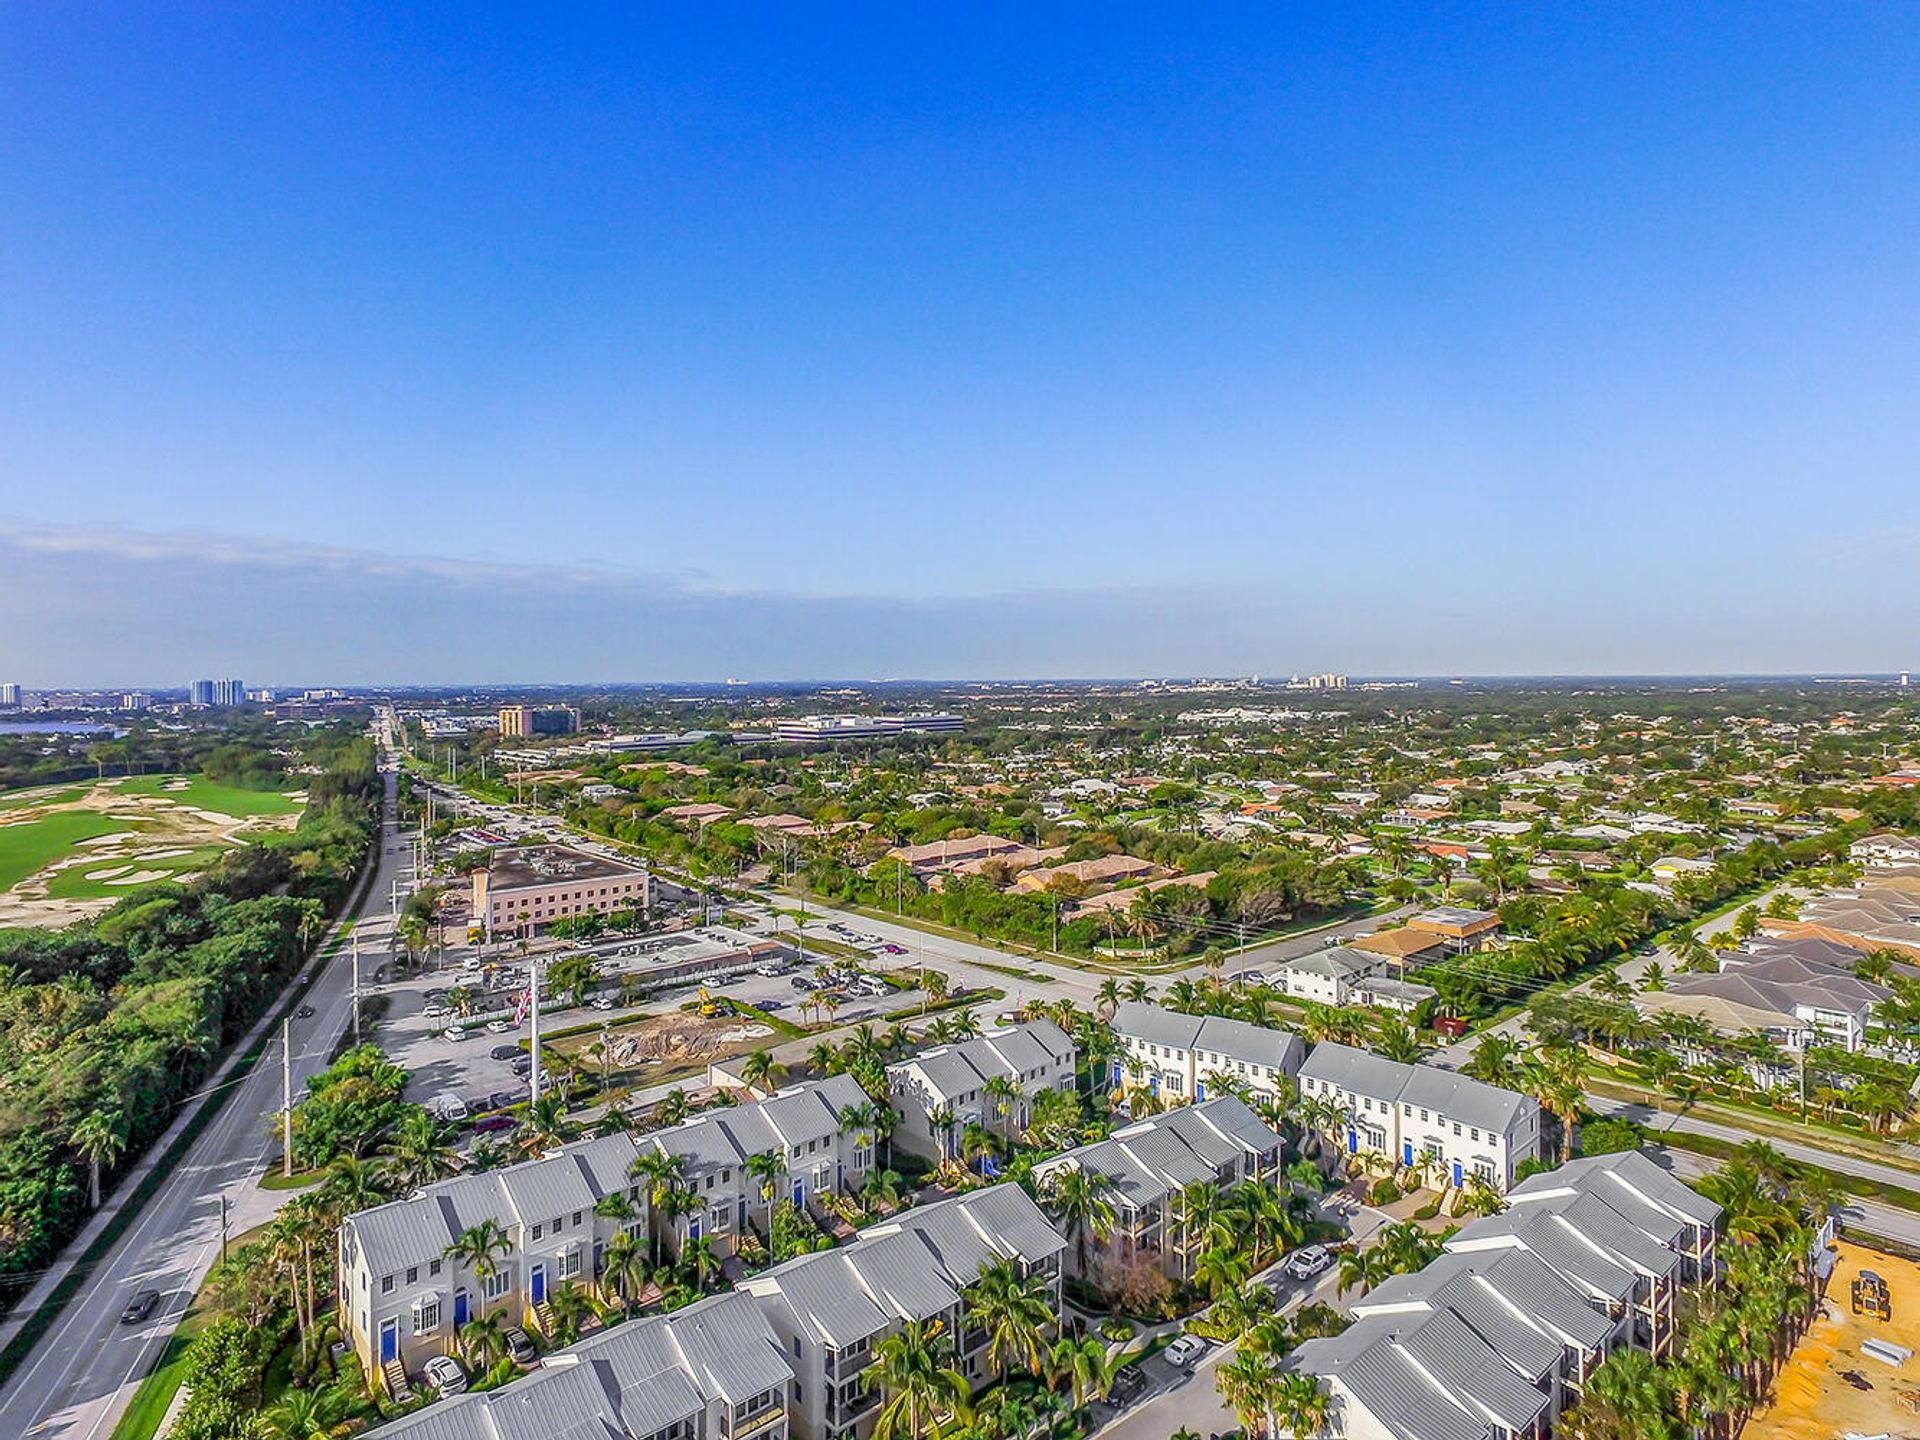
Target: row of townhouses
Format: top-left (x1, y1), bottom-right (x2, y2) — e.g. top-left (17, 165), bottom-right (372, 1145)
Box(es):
top-left (1029, 1095), bottom-right (1283, 1281)
top-left (885, 1018), bottom-right (1079, 1161)
top-left (340, 1073), bottom-right (878, 1383)
top-left (1106, 1000), bottom-right (1306, 1103)
top-left (1291, 1151), bottom-right (1723, 1440)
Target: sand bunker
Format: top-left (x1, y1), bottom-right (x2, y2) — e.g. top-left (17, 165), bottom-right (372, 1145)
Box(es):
top-left (85, 866), bottom-right (133, 881)
top-left (106, 870), bottom-right (169, 885)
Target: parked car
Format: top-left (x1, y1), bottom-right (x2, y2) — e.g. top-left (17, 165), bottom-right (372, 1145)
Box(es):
top-left (1108, 1365), bottom-right (1148, 1406)
top-left (510, 1055), bottom-right (533, 1077)
top-left (434, 1095), bottom-right (471, 1123)
top-left (472, 1114), bottom-right (516, 1134)
top-left (1283, 1244), bottom-right (1333, 1281)
top-left (442, 1025), bottom-right (467, 1042)
top-left (504, 1327), bottom-right (539, 1367)
top-left (489, 1043), bottom-right (520, 1060)
top-left (1163, 1334), bottom-right (1209, 1369)
top-left (590, 995), bottom-right (616, 1010)
top-left (423, 1354), bottom-right (467, 1397)
top-left (119, 1289), bottom-right (161, 1325)
top-left (485, 1019), bottom-right (512, 1033)
top-left (487, 1090), bottom-right (519, 1111)
top-left (423, 1003), bottom-right (451, 1020)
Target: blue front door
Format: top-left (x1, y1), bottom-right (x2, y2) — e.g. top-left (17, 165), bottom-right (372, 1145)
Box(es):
top-left (792, 1178), bottom-right (805, 1207)
top-left (453, 1290), bottom-right (470, 1328)
top-left (1195, 1081), bottom-right (1205, 1102)
top-left (531, 1264), bottom-right (546, 1304)
top-left (380, 1318), bottom-right (398, 1363)
top-left (1347, 1129), bottom-right (1357, 1155)
top-left (1404, 1142), bottom-right (1414, 1167)
top-left (1453, 1161), bottom-right (1463, 1187)
top-left (688, 1215), bottom-right (701, 1241)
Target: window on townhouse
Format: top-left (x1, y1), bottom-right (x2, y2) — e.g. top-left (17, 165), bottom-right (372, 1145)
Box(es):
top-left (430, 1259), bottom-right (442, 1277)
top-left (483, 1267), bottom-right (513, 1300)
top-left (532, 1223), bottom-right (543, 1241)
top-left (552, 1216), bottom-right (562, 1232)
top-left (413, 1297), bottom-right (441, 1334)
top-left (1452, 1123), bottom-right (1462, 1136)
top-left (381, 1275), bottom-right (394, 1295)
top-left (572, 1210), bottom-right (583, 1226)
top-left (406, 1266), bottom-right (418, 1285)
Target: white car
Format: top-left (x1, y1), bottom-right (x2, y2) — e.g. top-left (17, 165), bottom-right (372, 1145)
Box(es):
top-left (485, 1019), bottom-right (511, 1033)
top-left (423, 1354), bottom-right (467, 1397)
top-left (1163, 1334), bottom-right (1210, 1370)
top-left (442, 1025), bottom-right (467, 1042)
top-left (1283, 1244), bottom-right (1333, 1280)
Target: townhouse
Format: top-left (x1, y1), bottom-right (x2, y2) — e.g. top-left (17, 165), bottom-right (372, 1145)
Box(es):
top-left (357, 1291), bottom-right (795, 1440)
top-left (1298, 1043), bottom-right (1541, 1191)
top-left (1107, 1001), bottom-right (1305, 1105)
top-left (339, 1131), bottom-right (651, 1385)
top-left (1291, 1153), bottom-right (1722, 1440)
top-left (886, 1020), bottom-right (1078, 1162)
top-left (738, 1185), bottom-right (1067, 1440)
top-left (1029, 1096), bottom-right (1283, 1280)
top-left (339, 1076), bottom-right (873, 1386)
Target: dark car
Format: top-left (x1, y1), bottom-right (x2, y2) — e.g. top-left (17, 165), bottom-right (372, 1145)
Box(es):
top-left (1841, 1369), bottom-right (1874, 1391)
top-left (296, 1004), bottom-right (315, 1019)
top-left (473, 1114), bottom-right (517, 1134)
top-left (510, 1055), bottom-right (533, 1077)
top-left (119, 1289), bottom-right (162, 1325)
top-left (1108, 1365), bottom-right (1148, 1406)
top-left (487, 1090), bottom-right (519, 1110)
top-left (490, 1044), bottom-right (521, 1061)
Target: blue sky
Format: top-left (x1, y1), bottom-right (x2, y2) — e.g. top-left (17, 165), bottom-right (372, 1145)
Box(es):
top-left (3, 5), bottom-right (1919, 682)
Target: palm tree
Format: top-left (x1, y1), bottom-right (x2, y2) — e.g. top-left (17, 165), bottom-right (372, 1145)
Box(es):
top-left (1038, 1166), bottom-right (1117, 1274)
top-left (383, 1109), bottom-right (459, 1191)
top-left (866, 1318), bottom-right (972, 1440)
top-left (260, 1386), bottom-right (347, 1440)
top-left (965, 1259), bottom-right (1054, 1378)
top-left (655, 1087), bottom-right (691, 1129)
top-left (1269, 1373), bottom-right (1331, 1440)
top-left (519, 1093), bottom-right (576, 1157)
top-left (1217, 1347), bottom-right (1283, 1439)
top-left (1194, 1244), bottom-right (1251, 1299)
top-left (1047, 1333), bottom-right (1113, 1409)
top-left (682, 1233), bottom-right (723, 1292)
top-left (1462, 1032), bottom-right (1519, 1087)
top-left (745, 1148), bottom-right (787, 1232)
top-left (739, 1048), bottom-right (782, 1094)
top-left (598, 1227), bottom-right (650, 1311)
top-left (461, 1310), bottom-right (510, 1368)
top-left (445, 1218), bottom-right (513, 1314)
top-left (322, 1153), bottom-right (389, 1215)
top-left (546, 1280), bottom-right (594, 1346)
top-left (71, 1107), bottom-right (127, 1210)
top-left (1563, 1348), bottom-right (1676, 1440)
top-left (631, 1148), bottom-right (692, 1264)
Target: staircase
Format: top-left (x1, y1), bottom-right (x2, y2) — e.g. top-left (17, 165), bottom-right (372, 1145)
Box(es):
top-left (381, 1358), bottom-right (412, 1401)
top-left (534, 1300), bottom-right (557, 1339)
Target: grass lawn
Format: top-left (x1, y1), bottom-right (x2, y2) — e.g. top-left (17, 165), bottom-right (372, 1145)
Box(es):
top-left (0, 810), bottom-right (132, 891)
top-left (0, 784), bottom-right (86, 812)
top-left (117, 774), bottom-right (305, 818)
top-left (45, 843), bottom-right (229, 900)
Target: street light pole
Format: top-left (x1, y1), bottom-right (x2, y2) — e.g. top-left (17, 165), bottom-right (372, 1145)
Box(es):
top-left (529, 957), bottom-right (543, 1106)
top-left (351, 931), bottom-right (361, 1047)
top-left (281, 1017), bottom-right (293, 1179)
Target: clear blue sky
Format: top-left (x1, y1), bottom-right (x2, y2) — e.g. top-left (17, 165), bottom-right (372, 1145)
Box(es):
top-left (3, 5), bottom-right (1918, 682)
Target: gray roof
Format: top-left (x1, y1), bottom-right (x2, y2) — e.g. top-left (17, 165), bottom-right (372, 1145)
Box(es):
top-left (358, 1291), bottom-right (789, 1440)
top-left (741, 1185), bottom-right (1065, 1349)
top-left (1110, 1003), bottom-right (1306, 1074)
top-left (885, 1020), bottom-right (1077, 1106)
top-left (1032, 1096), bottom-right (1282, 1208)
top-left (1510, 1149), bottom-right (1722, 1230)
top-left (1300, 1042), bottom-right (1534, 1135)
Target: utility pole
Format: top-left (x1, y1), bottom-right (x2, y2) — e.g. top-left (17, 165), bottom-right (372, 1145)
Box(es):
top-left (529, 957), bottom-right (543, 1106)
top-left (281, 1017), bottom-right (294, 1178)
top-left (351, 931), bottom-right (362, 1046)
top-left (220, 1194), bottom-right (230, 1267)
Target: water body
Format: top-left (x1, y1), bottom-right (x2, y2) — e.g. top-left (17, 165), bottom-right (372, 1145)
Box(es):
top-left (0, 721), bottom-right (123, 736)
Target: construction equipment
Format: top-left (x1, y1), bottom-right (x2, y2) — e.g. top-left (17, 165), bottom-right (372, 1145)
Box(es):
top-left (1853, 1268), bottom-right (1893, 1322)
top-left (696, 987), bottom-right (734, 1019)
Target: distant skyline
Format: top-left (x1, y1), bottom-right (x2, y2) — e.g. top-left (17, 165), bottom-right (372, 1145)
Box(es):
top-left (5, 6), bottom-right (1920, 678)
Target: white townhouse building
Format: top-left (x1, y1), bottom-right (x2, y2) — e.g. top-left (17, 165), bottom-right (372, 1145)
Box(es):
top-left (1029, 1096), bottom-right (1283, 1281)
top-left (338, 1076), bottom-right (873, 1388)
top-left (1298, 1043), bottom-right (1541, 1191)
top-left (739, 1185), bottom-right (1067, 1440)
top-left (1107, 1001), bottom-right (1305, 1106)
top-left (1291, 1153), bottom-right (1723, 1440)
top-left (339, 1131), bottom-right (651, 1387)
top-left (642, 1074), bottom-right (878, 1258)
top-left (886, 1019), bottom-right (1078, 1162)
top-left (356, 1290), bottom-right (795, 1440)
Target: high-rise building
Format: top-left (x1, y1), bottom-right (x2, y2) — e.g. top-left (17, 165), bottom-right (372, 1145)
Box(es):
top-left (213, 678), bottom-right (245, 706)
top-left (0, 683), bottom-right (20, 708)
top-left (121, 691), bottom-right (152, 711)
top-left (189, 679), bottom-right (215, 705)
top-left (498, 703), bottom-right (582, 737)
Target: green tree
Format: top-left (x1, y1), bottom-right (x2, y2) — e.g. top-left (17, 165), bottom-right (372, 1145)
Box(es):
top-left (866, 1318), bottom-right (972, 1440)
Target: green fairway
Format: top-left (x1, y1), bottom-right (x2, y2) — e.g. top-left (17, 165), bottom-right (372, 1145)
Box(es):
top-left (116, 775), bottom-right (305, 818)
top-left (0, 811), bottom-right (133, 892)
top-left (44, 844), bottom-right (230, 900)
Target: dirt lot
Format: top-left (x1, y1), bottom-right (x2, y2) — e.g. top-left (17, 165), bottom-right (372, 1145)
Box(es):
top-left (1750, 1239), bottom-right (1920, 1440)
top-left (547, 1008), bottom-right (779, 1072)
top-left (0, 776), bottom-right (304, 928)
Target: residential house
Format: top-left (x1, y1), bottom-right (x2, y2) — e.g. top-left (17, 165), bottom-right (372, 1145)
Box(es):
top-left (1298, 1043), bottom-right (1541, 1191)
top-left (1852, 830), bottom-right (1920, 868)
top-left (355, 1291), bottom-right (795, 1440)
top-left (886, 1020), bottom-right (1078, 1162)
top-left (1029, 1097), bottom-right (1282, 1280)
top-left (1107, 1001), bottom-right (1305, 1105)
top-left (739, 1186), bottom-right (1066, 1440)
top-left (1405, 907), bottom-right (1504, 953)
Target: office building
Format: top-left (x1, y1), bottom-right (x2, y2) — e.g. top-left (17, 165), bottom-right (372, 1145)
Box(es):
top-left (472, 843), bottom-right (650, 938)
top-left (0, 682), bottom-right (20, 708)
top-left (120, 691), bottom-right (152, 711)
top-left (188, 679), bottom-right (215, 705)
top-left (772, 714), bottom-right (962, 743)
top-left (212, 677), bottom-right (245, 706)
top-left (499, 703), bottom-right (583, 737)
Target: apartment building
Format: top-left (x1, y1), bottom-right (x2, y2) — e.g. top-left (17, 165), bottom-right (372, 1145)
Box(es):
top-left (339, 1077), bottom-right (871, 1385)
top-left (641, 1074), bottom-right (878, 1259)
top-left (1029, 1096), bottom-right (1283, 1281)
top-left (886, 1020), bottom-right (1078, 1162)
top-left (358, 1291), bottom-right (794, 1440)
top-left (499, 703), bottom-right (583, 736)
top-left (1298, 1043), bottom-right (1541, 1191)
top-left (339, 1131), bottom-right (651, 1383)
top-left (472, 843), bottom-right (650, 938)
top-left (1292, 1153), bottom-right (1721, 1440)
top-left (1107, 1001), bottom-right (1304, 1105)
top-left (739, 1185), bottom-right (1066, 1440)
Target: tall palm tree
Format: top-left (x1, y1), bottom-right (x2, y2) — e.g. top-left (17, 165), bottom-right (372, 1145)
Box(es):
top-left (745, 1148), bottom-right (786, 1231)
top-left (866, 1318), bottom-right (972, 1440)
top-left (545, 1280), bottom-right (595, 1346)
top-left (1269, 1373), bottom-right (1331, 1440)
top-left (445, 1218), bottom-right (514, 1314)
top-left (965, 1259), bottom-right (1054, 1379)
top-left (322, 1153), bottom-right (389, 1215)
top-left (1038, 1167), bottom-right (1116, 1274)
top-left (598, 1228), bottom-right (650, 1311)
top-left (739, 1048), bottom-right (782, 1094)
top-left (519, 1093), bottom-right (576, 1157)
top-left (655, 1088), bottom-right (691, 1129)
top-left (1047, 1333), bottom-right (1114, 1409)
top-left (461, 1310), bottom-right (510, 1368)
top-left (383, 1109), bottom-right (459, 1191)
top-left (1217, 1347), bottom-right (1283, 1440)
top-left (71, 1107), bottom-right (127, 1211)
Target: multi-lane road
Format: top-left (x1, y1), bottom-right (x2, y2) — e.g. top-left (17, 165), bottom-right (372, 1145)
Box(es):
top-left (0, 762), bottom-right (412, 1440)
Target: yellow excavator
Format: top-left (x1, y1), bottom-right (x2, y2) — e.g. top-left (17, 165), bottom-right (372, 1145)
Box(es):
top-left (696, 986), bottom-right (734, 1018)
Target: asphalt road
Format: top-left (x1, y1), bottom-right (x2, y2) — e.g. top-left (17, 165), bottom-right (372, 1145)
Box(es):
top-left (0, 761), bottom-right (412, 1440)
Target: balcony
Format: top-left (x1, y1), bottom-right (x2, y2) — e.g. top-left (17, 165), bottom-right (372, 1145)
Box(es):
top-left (728, 1403), bottom-right (787, 1440)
